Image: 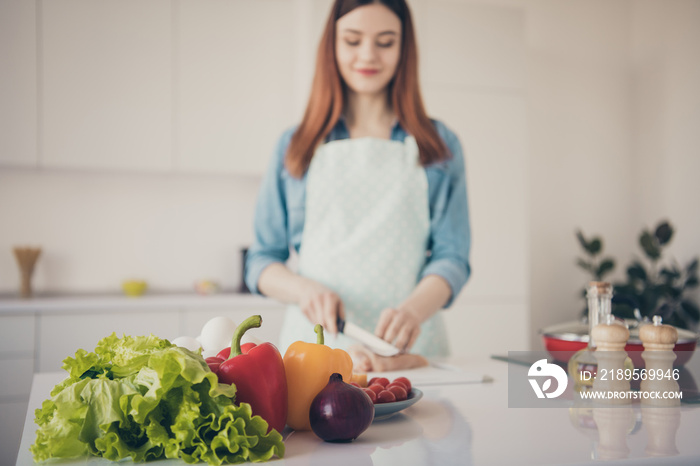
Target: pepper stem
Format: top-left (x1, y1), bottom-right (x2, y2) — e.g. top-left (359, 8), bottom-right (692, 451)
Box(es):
top-left (314, 324), bottom-right (324, 345)
top-left (229, 315), bottom-right (262, 359)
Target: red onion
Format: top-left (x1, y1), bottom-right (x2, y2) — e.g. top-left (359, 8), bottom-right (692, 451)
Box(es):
top-left (309, 373), bottom-right (374, 442)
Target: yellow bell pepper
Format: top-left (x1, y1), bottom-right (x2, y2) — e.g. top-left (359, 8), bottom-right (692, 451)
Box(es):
top-left (283, 324), bottom-right (353, 431)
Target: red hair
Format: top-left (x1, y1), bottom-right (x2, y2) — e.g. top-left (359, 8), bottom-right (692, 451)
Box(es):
top-left (285, 0), bottom-right (449, 178)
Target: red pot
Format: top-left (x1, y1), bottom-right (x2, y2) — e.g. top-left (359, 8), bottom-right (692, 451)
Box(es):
top-left (541, 320), bottom-right (698, 368)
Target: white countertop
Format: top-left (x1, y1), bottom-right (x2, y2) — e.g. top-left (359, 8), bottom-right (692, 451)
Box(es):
top-left (0, 292), bottom-right (282, 315)
top-left (14, 358), bottom-right (700, 465)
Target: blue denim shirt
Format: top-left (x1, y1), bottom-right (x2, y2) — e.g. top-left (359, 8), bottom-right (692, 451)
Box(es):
top-left (245, 118), bottom-right (471, 307)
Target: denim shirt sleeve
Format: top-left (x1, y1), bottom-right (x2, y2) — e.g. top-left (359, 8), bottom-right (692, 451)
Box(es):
top-left (244, 127), bottom-right (296, 294)
top-left (421, 121), bottom-right (472, 307)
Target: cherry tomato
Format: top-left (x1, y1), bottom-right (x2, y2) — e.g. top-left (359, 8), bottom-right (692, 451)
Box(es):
top-left (393, 377), bottom-right (412, 392)
top-left (362, 388), bottom-right (377, 403)
top-left (349, 381), bottom-right (361, 388)
top-left (386, 381), bottom-right (408, 392)
top-left (387, 385), bottom-right (407, 401)
top-left (376, 390), bottom-right (396, 404)
top-left (373, 377), bottom-right (390, 388)
top-left (368, 383), bottom-right (385, 395)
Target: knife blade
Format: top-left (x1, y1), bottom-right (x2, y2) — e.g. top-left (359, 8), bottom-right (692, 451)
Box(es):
top-left (337, 317), bottom-right (400, 357)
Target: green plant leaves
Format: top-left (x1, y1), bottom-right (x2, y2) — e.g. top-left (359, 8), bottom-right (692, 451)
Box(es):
top-left (682, 300), bottom-right (700, 321)
top-left (575, 220), bottom-right (698, 330)
top-left (654, 221), bottom-right (674, 245)
top-left (686, 258), bottom-right (698, 289)
top-left (588, 239), bottom-right (602, 255)
top-left (640, 230), bottom-right (661, 260)
top-left (576, 230), bottom-right (601, 256)
top-left (638, 220), bottom-right (673, 260)
top-left (688, 258), bottom-right (698, 274)
top-left (577, 259), bottom-right (593, 273)
top-left (596, 259), bottom-right (615, 279)
top-left (660, 266), bottom-right (681, 283)
top-left (626, 262), bottom-right (647, 282)
top-left (575, 229), bottom-right (616, 313)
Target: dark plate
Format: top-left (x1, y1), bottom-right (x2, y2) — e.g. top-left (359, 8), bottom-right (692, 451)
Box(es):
top-left (373, 388), bottom-right (423, 421)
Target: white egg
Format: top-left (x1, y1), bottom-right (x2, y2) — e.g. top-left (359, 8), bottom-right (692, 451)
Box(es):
top-left (171, 336), bottom-right (202, 352)
top-left (199, 316), bottom-right (238, 353)
top-left (241, 335), bottom-right (262, 345)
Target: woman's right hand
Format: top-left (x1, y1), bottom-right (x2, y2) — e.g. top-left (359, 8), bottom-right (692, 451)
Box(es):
top-left (298, 280), bottom-right (345, 336)
top-left (257, 264), bottom-right (344, 335)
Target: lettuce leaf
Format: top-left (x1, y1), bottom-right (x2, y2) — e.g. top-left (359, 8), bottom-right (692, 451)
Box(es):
top-left (31, 333), bottom-right (284, 464)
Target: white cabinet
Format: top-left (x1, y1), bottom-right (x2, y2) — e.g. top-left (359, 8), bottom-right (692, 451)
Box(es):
top-left (36, 305), bottom-right (286, 372)
top-left (0, 314), bottom-right (36, 466)
top-left (3, 0), bottom-right (303, 175)
top-left (0, 294), bottom-right (286, 373)
top-left (37, 310), bottom-right (180, 372)
top-left (0, 315), bottom-right (36, 400)
top-left (0, 358), bottom-right (34, 401)
top-left (0, 400), bottom-right (28, 466)
top-left (0, 315), bottom-right (35, 356)
top-left (176, 0), bottom-right (298, 176)
top-left (0, 0), bottom-right (38, 167)
top-left (41, 0), bottom-right (173, 171)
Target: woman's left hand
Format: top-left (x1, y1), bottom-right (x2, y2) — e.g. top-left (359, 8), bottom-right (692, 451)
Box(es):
top-left (374, 307), bottom-right (421, 353)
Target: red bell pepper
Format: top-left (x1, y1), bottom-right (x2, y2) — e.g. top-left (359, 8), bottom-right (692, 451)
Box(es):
top-left (215, 315), bottom-right (288, 433)
top-left (205, 342), bottom-right (255, 373)
top-left (216, 342), bottom-right (256, 359)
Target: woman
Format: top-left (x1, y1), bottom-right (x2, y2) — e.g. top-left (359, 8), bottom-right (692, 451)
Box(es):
top-left (245, 0), bottom-right (470, 371)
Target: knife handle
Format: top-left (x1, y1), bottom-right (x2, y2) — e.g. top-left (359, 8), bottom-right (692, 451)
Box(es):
top-left (336, 316), bottom-right (346, 333)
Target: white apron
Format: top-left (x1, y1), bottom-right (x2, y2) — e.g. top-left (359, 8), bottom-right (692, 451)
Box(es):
top-left (278, 136), bottom-right (449, 357)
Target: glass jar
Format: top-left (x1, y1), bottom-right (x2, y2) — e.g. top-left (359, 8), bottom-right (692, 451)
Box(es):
top-left (568, 282), bottom-right (612, 389)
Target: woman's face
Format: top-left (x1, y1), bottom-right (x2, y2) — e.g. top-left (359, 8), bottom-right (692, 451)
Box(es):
top-left (335, 4), bottom-right (402, 97)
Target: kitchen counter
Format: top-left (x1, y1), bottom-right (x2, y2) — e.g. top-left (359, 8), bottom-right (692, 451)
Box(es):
top-left (14, 358), bottom-right (700, 465)
top-left (0, 292), bottom-right (277, 315)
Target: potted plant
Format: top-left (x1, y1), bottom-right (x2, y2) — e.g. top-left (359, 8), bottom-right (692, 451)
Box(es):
top-left (575, 220), bottom-right (699, 330)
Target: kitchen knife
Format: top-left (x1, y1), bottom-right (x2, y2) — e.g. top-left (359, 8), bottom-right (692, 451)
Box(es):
top-left (337, 317), bottom-right (400, 357)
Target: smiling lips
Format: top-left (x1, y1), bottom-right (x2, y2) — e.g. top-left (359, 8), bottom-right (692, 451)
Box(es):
top-left (356, 68), bottom-right (380, 76)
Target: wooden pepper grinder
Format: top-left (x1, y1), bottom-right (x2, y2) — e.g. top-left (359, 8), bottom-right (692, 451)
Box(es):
top-left (639, 315), bottom-right (681, 457)
top-left (642, 404), bottom-right (681, 458)
top-left (13, 246), bottom-right (42, 298)
top-left (591, 315), bottom-right (634, 461)
top-left (639, 315), bottom-right (680, 406)
top-left (592, 407), bottom-right (635, 461)
top-left (591, 314), bottom-right (631, 401)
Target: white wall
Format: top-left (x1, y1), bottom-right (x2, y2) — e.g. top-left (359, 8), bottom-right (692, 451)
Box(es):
top-left (414, 0), bottom-right (530, 358)
top-left (525, 0), bottom-right (637, 349)
top-left (631, 0), bottom-right (700, 275)
top-left (0, 169), bottom-right (259, 291)
top-left (526, 0), bottom-right (700, 350)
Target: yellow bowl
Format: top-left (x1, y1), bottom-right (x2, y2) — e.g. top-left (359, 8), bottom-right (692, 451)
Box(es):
top-left (122, 280), bottom-right (147, 297)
